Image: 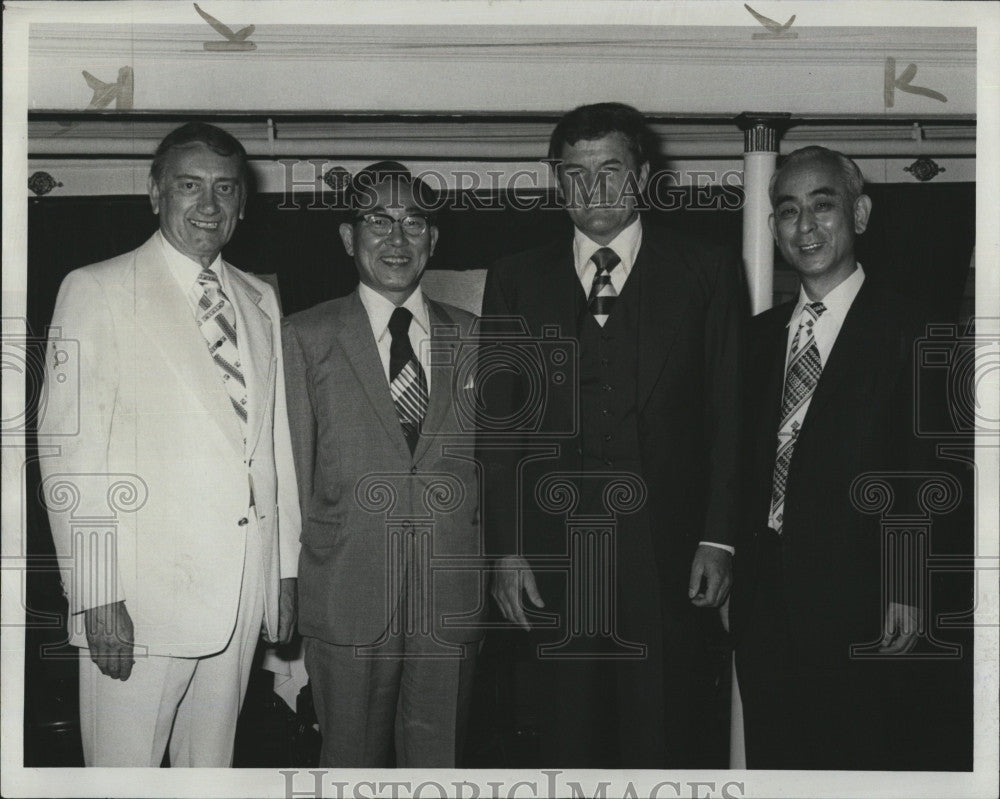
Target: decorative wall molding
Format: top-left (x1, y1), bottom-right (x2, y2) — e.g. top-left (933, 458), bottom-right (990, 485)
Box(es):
top-left (25, 156), bottom-right (976, 199)
top-left (27, 116), bottom-right (976, 160)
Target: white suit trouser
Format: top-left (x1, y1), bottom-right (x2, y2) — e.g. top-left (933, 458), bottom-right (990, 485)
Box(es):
top-left (78, 513), bottom-right (263, 767)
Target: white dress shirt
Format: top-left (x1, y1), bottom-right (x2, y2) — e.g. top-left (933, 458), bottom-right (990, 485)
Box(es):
top-left (784, 264), bottom-right (866, 367)
top-left (573, 215), bottom-right (643, 295)
top-left (159, 230), bottom-right (229, 314)
top-left (357, 282), bottom-right (432, 391)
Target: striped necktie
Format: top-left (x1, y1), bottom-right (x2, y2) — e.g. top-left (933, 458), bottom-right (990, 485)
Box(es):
top-left (194, 268), bottom-right (248, 432)
top-left (769, 301), bottom-right (827, 534)
top-left (388, 306), bottom-right (428, 454)
top-left (587, 247), bottom-right (621, 327)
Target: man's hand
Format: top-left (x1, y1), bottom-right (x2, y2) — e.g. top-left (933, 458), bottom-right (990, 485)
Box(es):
top-left (491, 555), bottom-right (544, 631)
top-left (84, 601), bottom-right (135, 681)
top-left (688, 545), bottom-right (733, 607)
top-left (879, 602), bottom-right (920, 654)
top-left (263, 577), bottom-right (297, 645)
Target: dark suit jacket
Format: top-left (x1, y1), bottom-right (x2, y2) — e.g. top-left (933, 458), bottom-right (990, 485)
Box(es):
top-left (283, 290), bottom-right (486, 646)
top-left (735, 279), bottom-right (934, 666)
top-left (479, 221), bottom-right (743, 608)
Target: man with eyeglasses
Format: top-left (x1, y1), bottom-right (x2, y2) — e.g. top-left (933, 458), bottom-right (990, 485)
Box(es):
top-left (282, 161), bottom-right (486, 767)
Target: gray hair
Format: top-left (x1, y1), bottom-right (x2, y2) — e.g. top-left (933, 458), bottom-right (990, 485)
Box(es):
top-left (768, 145), bottom-right (865, 207)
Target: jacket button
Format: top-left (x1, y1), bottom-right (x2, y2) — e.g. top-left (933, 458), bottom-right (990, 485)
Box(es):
top-left (410, 465), bottom-right (418, 474)
top-left (237, 517), bottom-right (249, 526)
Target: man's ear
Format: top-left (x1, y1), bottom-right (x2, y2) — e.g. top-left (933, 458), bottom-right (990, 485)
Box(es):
top-left (429, 225), bottom-right (439, 257)
top-left (339, 222), bottom-right (355, 256)
top-left (853, 194), bottom-right (872, 235)
top-left (147, 174), bottom-right (160, 215)
top-left (768, 213), bottom-right (778, 242)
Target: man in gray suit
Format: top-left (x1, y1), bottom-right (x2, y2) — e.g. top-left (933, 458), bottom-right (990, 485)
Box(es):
top-left (282, 162), bottom-right (486, 767)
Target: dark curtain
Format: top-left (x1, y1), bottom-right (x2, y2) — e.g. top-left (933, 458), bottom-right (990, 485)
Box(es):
top-left (22, 181), bottom-right (974, 767)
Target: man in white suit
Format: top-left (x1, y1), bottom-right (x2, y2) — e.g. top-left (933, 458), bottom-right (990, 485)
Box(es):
top-left (38, 122), bottom-right (300, 767)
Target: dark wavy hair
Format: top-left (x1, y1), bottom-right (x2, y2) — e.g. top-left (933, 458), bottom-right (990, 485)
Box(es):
top-left (547, 102), bottom-right (657, 167)
top-left (149, 121), bottom-right (252, 190)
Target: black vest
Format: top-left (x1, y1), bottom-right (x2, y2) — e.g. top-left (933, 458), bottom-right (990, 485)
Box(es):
top-left (577, 267), bottom-right (642, 471)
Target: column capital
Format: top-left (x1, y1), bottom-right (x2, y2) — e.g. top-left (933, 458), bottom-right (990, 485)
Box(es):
top-left (734, 112), bottom-right (792, 153)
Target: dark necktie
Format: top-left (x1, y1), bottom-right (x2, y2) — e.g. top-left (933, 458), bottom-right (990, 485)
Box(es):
top-left (587, 247), bottom-right (621, 327)
top-left (388, 306), bottom-right (428, 454)
top-left (769, 301), bottom-right (827, 533)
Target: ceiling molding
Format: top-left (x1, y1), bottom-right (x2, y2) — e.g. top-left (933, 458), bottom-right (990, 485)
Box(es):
top-left (27, 117), bottom-right (977, 160)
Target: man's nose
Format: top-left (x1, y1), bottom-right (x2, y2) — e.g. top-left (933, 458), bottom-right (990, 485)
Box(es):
top-left (797, 207), bottom-right (817, 232)
top-left (198, 187), bottom-right (220, 214)
top-left (386, 219), bottom-right (407, 244)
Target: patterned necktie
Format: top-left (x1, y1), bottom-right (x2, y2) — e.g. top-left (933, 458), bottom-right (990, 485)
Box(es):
top-left (769, 301), bottom-right (827, 534)
top-left (388, 306), bottom-right (428, 455)
top-left (587, 247), bottom-right (621, 327)
top-left (194, 268), bottom-right (248, 432)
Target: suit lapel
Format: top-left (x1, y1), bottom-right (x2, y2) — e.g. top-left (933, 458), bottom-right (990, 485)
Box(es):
top-left (225, 265), bottom-right (273, 458)
top-left (806, 282), bottom-right (880, 421)
top-left (635, 228), bottom-right (688, 411)
top-left (414, 299), bottom-right (460, 461)
top-left (132, 236), bottom-right (245, 454)
top-left (335, 291), bottom-right (411, 458)
top-left (542, 243), bottom-right (582, 340)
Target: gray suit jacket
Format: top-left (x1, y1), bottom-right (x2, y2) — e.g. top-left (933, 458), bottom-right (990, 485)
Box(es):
top-left (283, 289), bottom-right (486, 646)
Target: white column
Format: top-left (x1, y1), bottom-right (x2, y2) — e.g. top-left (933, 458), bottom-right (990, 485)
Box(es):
top-left (738, 116), bottom-right (784, 315)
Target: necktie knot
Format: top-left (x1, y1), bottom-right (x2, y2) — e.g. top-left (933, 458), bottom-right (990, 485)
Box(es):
top-left (388, 306), bottom-right (413, 338)
top-left (197, 268), bottom-right (221, 287)
top-left (804, 301), bottom-right (827, 321)
top-left (591, 247), bottom-right (621, 275)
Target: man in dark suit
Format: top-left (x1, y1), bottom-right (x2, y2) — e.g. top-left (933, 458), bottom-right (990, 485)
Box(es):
top-left (282, 162), bottom-right (486, 767)
top-left (734, 146), bottom-right (931, 769)
top-left (480, 103), bottom-right (742, 767)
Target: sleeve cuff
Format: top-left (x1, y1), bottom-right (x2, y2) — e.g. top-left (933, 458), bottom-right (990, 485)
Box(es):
top-left (698, 541), bottom-right (735, 555)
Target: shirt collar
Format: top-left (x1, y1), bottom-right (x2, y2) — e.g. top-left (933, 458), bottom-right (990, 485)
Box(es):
top-left (158, 230), bottom-right (224, 291)
top-left (357, 282), bottom-right (430, 342)
top-left (789, 263), bottom-right (866, 328)
top-left (573, 215), bottom-right (643, 279)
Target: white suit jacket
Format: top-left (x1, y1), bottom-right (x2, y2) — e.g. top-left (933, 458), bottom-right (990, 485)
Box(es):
top-left (38, 234), bottom-right (300, 657)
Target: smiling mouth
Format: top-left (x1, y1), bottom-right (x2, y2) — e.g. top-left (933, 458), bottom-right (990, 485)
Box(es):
top-left (380, 255), bottom-right (411, 266)
top-left (798, 242), bottom-right (824, 253)
top-left (189, 219), bottom-right (219, 230)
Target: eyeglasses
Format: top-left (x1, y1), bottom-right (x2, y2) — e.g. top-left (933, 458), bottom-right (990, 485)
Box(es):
top-left (358, 213), bottom-right (429, 237)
